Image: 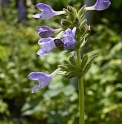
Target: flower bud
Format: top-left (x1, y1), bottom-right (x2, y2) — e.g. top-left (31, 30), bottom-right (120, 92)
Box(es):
top-left (86, 0), bottom-right (111, 11)
top-left (61, 19), bottom-right (72, 27)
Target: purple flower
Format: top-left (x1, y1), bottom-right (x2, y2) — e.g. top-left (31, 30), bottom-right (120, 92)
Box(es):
top-left (62, 27), bottom-right (76, 50)
top-left (33, 3), bottom-right (65, 20)
top-left (18, 0), bottom-right (25, 22)
top-left (28, 68), bottom-right (60, 93)
top-left (37, 26), bottom-right (62, 38)
top-left (36, 31), bottom-right (64, 56)
top-left (37, 37), bottom-right (55, 56)
top-left (86, 0), bottom-right (111, 11)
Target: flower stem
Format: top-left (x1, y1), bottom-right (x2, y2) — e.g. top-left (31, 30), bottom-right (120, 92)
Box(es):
top-left (50, 68), bottom-right (61, 77)
top-left (76, 50), bottom-right (84, 124)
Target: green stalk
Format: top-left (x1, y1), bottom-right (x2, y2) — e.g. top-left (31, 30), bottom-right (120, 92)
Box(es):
top-left (77, 50), bottom-right (84, 124)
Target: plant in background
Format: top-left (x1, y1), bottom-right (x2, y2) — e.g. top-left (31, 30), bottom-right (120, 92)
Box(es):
top-left (28, 0), bottom-right (111, 123)
top-left (18, 0), bottom-right (25, 23)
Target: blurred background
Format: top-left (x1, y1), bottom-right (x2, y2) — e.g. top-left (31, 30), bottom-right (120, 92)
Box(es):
top-left (0, 0), bottom-right (122, 124)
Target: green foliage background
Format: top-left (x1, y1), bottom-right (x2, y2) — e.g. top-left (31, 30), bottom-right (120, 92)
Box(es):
top-left (0, 0), bottom-right (122, 123)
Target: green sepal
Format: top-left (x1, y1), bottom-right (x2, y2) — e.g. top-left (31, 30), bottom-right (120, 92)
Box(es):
top-left (58, 65), bottom-right (68, 71)
top-left (67, 5), bottom-right (78, 17)
top-left (77, 5), bottom-right (86, 19)
top-left (63, 60), bottom-right (69, 65)
top-left (85, 25), bottom-right (91, 32)
top-left (61, 19), bottom-right (72, 27)
top-left (74, 41), bottom-right (82, 50)
top-left (63, 8), bottom-right (75, 21)
top-left (81, 55), bottom-right (97, 76)
top-left (80, 38), bottom-right (88, 49)
top-left (79, 31), bottom-right (88, 41)
top-left (69, 56), bottom-right (78, 67)
top-left (79, 19), bottom-right (87, 31)
top-left (65, 71), bottom-right (78, 78)
top-left (74, 31), bottom-right (89, 51)
top-left (78, 14), bottom-right (84, 23)
top-left (73, 17), bottom-right (79, 26)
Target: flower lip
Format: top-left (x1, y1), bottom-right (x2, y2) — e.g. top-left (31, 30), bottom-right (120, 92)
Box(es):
top-left (37, 37), bottom-right (55, 56)
top-left (28, 72), bottom-right (52, 93)
top-left (33, 3), bottom-right (56, 20)
top-left (28, 68), bottom-right (60, 93)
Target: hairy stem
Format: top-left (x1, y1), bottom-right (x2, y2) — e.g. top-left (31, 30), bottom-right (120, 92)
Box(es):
top-left (77, 50), bottom-right (84, 124)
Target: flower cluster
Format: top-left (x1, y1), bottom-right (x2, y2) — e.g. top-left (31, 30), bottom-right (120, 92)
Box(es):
top-left (29, 3), bottom-right (77, 93)
top-left (28, 0), bottom-right (111, 93)
top-left (36, 27), bottom-right (76, 56)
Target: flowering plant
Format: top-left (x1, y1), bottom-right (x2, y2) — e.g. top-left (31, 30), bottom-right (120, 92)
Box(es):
top-left (28, 0), bottom-right (111, 123)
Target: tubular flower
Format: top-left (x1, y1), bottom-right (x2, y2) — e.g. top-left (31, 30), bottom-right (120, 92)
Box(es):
top-left (62, 27), bottom-right (76, 50)
top-left (86, 0), bottom-right (111, 11)
top-left (37, 31), bottom-right (64, 56)
top-left (28, 68), bottom-right (60, 93)
top-left (33, 3), bottom-right (65, 20)
top-left (37, 26), bottom-right (62, 38)
top-left (36, 37), bottom-right (55, 56)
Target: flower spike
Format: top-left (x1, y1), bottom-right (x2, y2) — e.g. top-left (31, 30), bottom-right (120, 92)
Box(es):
top-left (33, 3), bottom-right (65, 20)
top-left (86, 0), bottom-right (111, 11)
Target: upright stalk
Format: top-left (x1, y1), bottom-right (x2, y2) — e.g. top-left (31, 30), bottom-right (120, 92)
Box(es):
top-left (77, 50), bottom-right (84, 124)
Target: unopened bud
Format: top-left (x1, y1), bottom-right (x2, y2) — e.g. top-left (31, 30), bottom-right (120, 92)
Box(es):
top-left (67, 5), bottom-right (77, 17)
top-left (61, 19), bottom-right (72, 27)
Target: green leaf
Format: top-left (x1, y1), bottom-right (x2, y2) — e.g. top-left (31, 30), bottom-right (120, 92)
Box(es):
top-left (58, 65), bottom-right (68, 71)
top-left (63, 63), bottom-right (78, 71)
top-left (80, 54), bottom-right (88, 69)
top-left (81, 55), bottom-right (97, 76)
top-left (69, 56), bottom-right (78, 67)
top-left (63, 60), bottom-right (69, 65)
top-left (65, 71), bottom-right (78, 78)
top-left (59, 57), bottom-right (80, 77)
